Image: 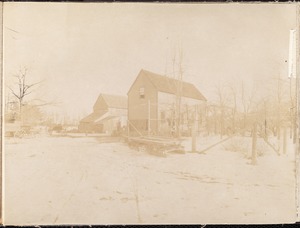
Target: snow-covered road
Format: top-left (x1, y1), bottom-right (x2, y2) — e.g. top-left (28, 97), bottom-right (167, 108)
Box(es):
top-left (4, 135), bottom-right (297, 224)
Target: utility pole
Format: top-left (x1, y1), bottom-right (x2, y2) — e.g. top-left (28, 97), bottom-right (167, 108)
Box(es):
top-left (176, 48), bottom-right (183, 139)
top-left (171, 45), bottom-right (184, 139)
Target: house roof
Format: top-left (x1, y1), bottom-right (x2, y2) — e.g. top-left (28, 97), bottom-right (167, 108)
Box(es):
top-left (80, 111), bottom-right (107, 123)
top-left (95, 115), bottom-right (119, 124)
top-left (130, 69), bottom-right (207, 101)
top-left (95, 94), bottom-right (128, 109)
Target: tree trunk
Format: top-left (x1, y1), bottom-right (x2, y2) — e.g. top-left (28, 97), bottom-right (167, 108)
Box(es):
top-left (192, 120), bottom-right (196, 152)
top-left (251, 122), bottom-right (257, 165)
top-left (293, 109), bottom-right (297, 144)
top-left (277, 105), bottom-right (281, 140)
top-left (242, 113), bottom-right (246, 137)
top-left (220, 107), bottom-right (224, 139)
top-left (283, 126), bottom-right (287, 154)
top-left (232, 112), bottom-right (235, 134)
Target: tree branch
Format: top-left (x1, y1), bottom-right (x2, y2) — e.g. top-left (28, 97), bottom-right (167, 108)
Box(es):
top-left (7, 86), bottom-right (21, 99)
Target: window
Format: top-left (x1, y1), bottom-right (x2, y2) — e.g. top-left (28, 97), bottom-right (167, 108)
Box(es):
top-left (139, 87), bottom-right (145, 99)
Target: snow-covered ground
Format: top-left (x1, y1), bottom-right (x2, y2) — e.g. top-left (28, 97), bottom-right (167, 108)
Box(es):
top-left (3, 134), bottom-right (297, 225)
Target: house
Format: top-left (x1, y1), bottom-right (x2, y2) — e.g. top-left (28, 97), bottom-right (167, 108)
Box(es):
top-left (127, 69), bottom-right (207, 136)
top-left (79, 94), bottom-right (127, 135)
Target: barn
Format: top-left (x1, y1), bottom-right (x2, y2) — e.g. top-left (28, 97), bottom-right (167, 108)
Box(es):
top-left (79, 94), bottom-right (127, 135)
top-left (127, 69), bottom-right (207, 136)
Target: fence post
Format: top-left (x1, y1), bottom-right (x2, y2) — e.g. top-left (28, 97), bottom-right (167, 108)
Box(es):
top-left (148, 100), bottom-right (151, 136)
top-left (264, 119), bottom-right (268, 141)
top-left (283, 126), bottom-right (287, 154)
top-left (192, 121), bottom-right (196, 152)
top-left (127, 120), bottom-right (130, 137)
top-left (192, 107), bottom-right (197, 152)
top-left (252, 122), bottom-right (257, 165)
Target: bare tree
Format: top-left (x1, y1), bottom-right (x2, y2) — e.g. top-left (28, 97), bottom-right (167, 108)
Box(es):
top-left (7, 67), bottom-right (41, 118)
top-left (276, 75), bottom-right (283, 139)
top-left (170, 45), bottom-right (184, 138)
top-left (215, 83), bottom-right (230, 139)
top-left (176, 47), bottom-right (184, 138)
top-left (240, 80), bottom-right (255, 135)
top-left (271, 75), bottom-right (291, 140)
top-left (226, 83), bottom-right (238, 134)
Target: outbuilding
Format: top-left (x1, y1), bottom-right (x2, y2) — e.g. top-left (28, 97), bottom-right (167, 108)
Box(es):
top-left (79, 94), bottom-right (127, 135)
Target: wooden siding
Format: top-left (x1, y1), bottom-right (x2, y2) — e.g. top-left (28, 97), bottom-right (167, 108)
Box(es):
top-left (93, 96), bottom-right (108, 112)
top-left (128, 72), bottom-right (158, 134)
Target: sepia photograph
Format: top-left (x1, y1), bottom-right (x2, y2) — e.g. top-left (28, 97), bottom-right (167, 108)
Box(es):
top-left (2, 2), bottom-right (299, 225)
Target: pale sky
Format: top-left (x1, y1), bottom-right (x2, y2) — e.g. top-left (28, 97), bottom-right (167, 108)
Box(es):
top-left (3, 3), bottom-right (297, 120)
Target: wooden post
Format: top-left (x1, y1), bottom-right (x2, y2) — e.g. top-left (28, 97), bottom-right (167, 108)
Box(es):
top-left (127, 120), bottom-right (130, 137)
top-left (192, 107), bottom-right (197, 152)
top-left (283, 126), bottom-right (287, 154)
top-left (290, 113), bottom-right (293, 139)
top-left (293, 111), bottom-right (297, 144)
top-left (148, 100), bottom-right (150, 136)
top-left (251, 122), bottom-right (257, 165)
top-left (192, 121), bottom-right (196, 152)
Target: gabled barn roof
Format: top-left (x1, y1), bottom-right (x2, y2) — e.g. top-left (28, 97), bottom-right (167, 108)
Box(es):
top-left (94, 94), bottom-right (128, 109)
top-left (129, 69), bottom-right (207, 101)
top-left (80, 110), bottom-right (107, 123)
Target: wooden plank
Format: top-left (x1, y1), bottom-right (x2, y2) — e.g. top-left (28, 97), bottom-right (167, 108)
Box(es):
top-left (197, 134), bottom-right (236, 154)
top-left (130, 136), bottom-right (180, 143)
top-left (130, 139), bottom-right (179, 146)
top-left (263, 137), bottom-right (280, 155)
